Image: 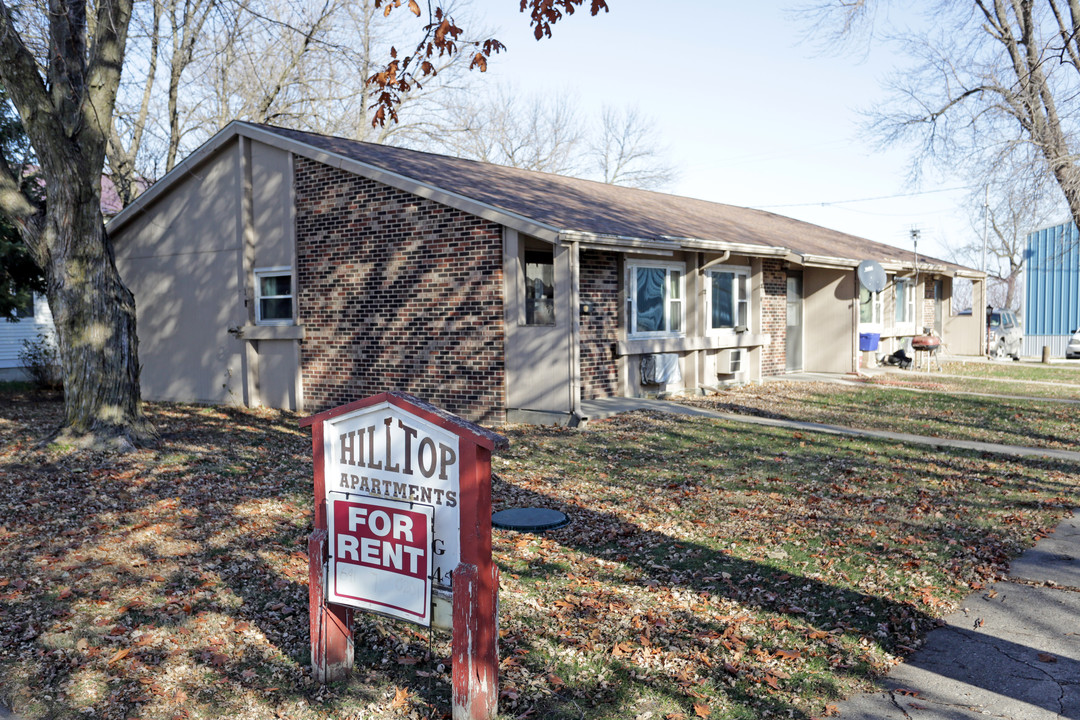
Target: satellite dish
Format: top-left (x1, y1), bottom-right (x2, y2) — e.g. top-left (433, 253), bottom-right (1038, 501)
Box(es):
top-left (857, 260), bottom-right (887, 293)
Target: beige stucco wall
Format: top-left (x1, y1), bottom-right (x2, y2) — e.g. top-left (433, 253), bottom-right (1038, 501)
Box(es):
top-left (113, 142), bottom-right (246, 405)
top-left (502, 230), bottom-right (573, 414)
top-left (249, 141), bottom-right (295, 273)
top-left (803, 268), bottom-right (856, 374)
top-left (943, 278), bottom-right (987, 355)
top-left (112, 137), bottom-right (301, 409)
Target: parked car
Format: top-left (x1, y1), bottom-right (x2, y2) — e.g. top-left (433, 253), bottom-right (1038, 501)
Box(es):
top-left (1067, 328), bottom-right (1080, 359)
top-left (987, 308), bottom-right (1022, 360)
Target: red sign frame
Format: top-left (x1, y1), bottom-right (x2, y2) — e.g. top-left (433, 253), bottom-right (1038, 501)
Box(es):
top-left (301, 392), bottom-right (506, 720)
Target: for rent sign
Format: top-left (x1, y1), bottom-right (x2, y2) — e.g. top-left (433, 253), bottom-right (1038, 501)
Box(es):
top-left (329, 497), bottom-right (433, 623)
top-left (322, 400), bottom-right (461, 625)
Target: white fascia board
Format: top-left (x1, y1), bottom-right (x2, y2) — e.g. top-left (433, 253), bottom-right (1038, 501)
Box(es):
top-left (107, 121), bottom-right (245, 234)
top-left (236, 124), bottom-right (563, 242)
top-left (660, 235), bottom-right (789, 256)
top-left (560, 230), bottom-right (678, 252)
top-left (797, 254), bottom-right (861, 269)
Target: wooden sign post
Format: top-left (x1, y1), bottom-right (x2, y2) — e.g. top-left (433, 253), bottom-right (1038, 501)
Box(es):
top-left (300, 392), bottom-right (506, 720)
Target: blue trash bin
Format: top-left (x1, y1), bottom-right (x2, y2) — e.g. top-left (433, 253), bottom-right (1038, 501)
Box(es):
top-left (859, 332), bottom-right (880, 351)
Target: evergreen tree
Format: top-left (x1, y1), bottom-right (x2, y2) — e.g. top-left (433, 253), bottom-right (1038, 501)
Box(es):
top-left (0, 86), bottom-right (42, 322)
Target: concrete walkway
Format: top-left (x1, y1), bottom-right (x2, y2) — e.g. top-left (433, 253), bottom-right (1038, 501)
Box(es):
top-left (581, 394), bottom-right (1080, 719)
top-left (835, 512), bottom-right (1080, 719)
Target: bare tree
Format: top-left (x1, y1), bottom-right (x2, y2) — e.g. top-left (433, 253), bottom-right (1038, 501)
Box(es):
top-left (0, 0), bottom-right (153, 449)
top-left (592, 105), bottom-right (677, 190)
top-left (952, 159), bottom-right (1060, 309)
top-left (434, 86), bottom-right (588, 175)
top-left (807, 1), bottom-right (1080, 239)
top-left (432, 87), bottom-right (677, 188)
top-left (109, 0), bottom-right (489, 196)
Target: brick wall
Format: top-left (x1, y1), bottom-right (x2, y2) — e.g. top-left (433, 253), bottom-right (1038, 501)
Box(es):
top-left (579, 250), bottom-right (620, 399)
top-left (921, 279), bottom-right (936, 332)
top-left (760, 259), bottom-right (787, 376)
top-left (294, 157), bottom-right (506, 425)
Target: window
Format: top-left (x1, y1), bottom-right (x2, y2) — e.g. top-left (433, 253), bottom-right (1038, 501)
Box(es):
top-left (707, 267), bottom-right (750, 333)
top-left (523, 246), bottom-right (554, 325)
top-left (255, 268), bottom-right (294, 325)
top-left (859, 286), bottom-right (882, 326)
top-left (626, 262), bottom-right (684, 337)
top-left (894, 278), bottom-right (915, 325)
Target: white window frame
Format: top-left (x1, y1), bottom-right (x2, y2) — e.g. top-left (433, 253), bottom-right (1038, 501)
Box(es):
top-left (706, 265), bottom-right (751, 335)
top-left (626, 260), bottom-right (685, 339)
top-left (859, 286), bottom-right (883, 329)
top-left (729, 348), bottom-right (744, 374)
top-left (894, 277), bottom-right (916, 329)
top-left (254, 266), bottom-right (295, 326)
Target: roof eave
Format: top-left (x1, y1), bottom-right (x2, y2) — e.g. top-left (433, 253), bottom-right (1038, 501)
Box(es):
top-left (107, 121), bottom-right (565, 243)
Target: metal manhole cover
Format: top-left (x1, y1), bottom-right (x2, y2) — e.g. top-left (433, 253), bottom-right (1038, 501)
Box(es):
top-left (491, 507), bottom-right (569, 532)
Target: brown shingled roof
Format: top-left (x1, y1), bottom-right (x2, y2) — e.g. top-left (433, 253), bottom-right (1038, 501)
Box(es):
top-left (258, 124), bottom-right (971, 270)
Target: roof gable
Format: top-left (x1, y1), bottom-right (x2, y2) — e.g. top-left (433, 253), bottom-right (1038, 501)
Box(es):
top-left (110, 121), bottom-right (976, 274)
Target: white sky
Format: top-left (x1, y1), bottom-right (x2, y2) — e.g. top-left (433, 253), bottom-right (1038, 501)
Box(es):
top-left (474, 1), bottom-right (993, 262)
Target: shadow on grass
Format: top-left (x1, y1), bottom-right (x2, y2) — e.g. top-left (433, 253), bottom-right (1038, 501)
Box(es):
top-left (0, 400), bottom-right (1076, 719)
top-left (482, 412), bottom-right (1079, 718)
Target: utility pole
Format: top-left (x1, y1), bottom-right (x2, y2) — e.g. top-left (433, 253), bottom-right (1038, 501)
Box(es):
top-left (911, 227), bottom-right (921, 288)
top-left (981, 185), bottom-right (989, 272)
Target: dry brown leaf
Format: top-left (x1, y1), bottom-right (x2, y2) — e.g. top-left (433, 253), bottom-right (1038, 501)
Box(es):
top-left (107, 647), bottom-right (130, 665)
top-left (390, 686), bottom-right (410, 709)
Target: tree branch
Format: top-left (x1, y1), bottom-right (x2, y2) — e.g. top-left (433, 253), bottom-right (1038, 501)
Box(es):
top-left (0, 1), bottom-right (63, 150)
top-left (0, 152), bottom-right (44, 262)
top-left (83, 0), bottom-right (135, 169)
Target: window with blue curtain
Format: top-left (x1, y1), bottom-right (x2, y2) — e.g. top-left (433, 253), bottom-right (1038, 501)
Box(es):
top-left (627, 263), bottom-right (684, 336)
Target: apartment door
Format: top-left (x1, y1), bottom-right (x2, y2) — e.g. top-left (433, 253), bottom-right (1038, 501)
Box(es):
top-left (786, 273), bottom-right (803, 372)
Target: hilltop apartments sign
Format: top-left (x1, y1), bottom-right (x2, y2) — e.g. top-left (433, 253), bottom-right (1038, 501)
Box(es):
top-left (324, 405), bottom-right (462, 624)
top-left (301, 392), bottom-right (505, 720)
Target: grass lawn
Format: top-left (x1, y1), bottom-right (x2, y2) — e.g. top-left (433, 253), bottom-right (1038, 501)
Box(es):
top-left (939, 360), bottom-right (1080, 383)
top-left (865, 361), bottom-right (1080, 401)
top-left (1, 390), bottom-right (1077, 719)
top-left (681, 380), bottom-right (1080, 450)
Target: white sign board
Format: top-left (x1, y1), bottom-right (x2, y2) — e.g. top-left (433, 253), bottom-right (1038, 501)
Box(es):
top-left (322, 401), bottom-right (461, 624)
top-left (328, 496), bottom-right (434, 624)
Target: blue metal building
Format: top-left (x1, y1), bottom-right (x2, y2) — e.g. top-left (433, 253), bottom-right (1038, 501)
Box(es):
top-left (1024, 221), bottom-right (1080, 356)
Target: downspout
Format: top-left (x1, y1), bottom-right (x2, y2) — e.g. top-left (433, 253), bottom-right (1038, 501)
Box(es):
top-left (699, 250), bottom-right (731, 274)
top-left (568, 239), bottom-right (583, 422)
top-left (852, 269), bottom-right (860, 375)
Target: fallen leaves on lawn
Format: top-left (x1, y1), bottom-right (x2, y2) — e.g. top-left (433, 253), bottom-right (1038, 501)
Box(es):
top-left (1, 390), bottom-right (1076, 720)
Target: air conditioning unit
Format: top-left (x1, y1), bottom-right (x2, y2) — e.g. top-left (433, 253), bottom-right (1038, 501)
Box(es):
top-left (717, 348), bottom-right (744, 375)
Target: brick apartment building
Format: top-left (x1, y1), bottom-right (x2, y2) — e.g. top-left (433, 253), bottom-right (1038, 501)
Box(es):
top-left (108, 122), bottom-right (987, 425)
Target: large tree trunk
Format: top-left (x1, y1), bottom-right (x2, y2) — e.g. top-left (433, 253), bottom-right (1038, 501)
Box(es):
top-left (41, 159), bottom-right (153, 450)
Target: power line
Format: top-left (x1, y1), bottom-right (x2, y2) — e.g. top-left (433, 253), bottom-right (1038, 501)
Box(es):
top-left (753, 185), bottom-right (975, 210)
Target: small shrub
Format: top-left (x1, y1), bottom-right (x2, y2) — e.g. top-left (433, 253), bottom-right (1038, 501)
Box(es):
top-left (18, 332), bottom-right (62, 391)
